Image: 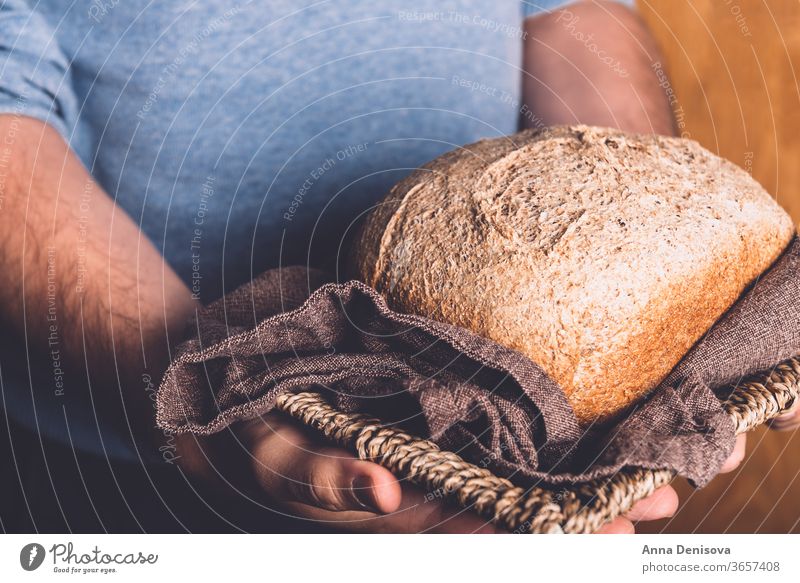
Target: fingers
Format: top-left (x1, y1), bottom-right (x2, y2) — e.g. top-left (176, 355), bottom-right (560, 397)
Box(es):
top-left (602, 401), bottom-right (796, 535)
top-left (282, 448), bottom-right (400, 513)
top-left (243, 412), bottom-right (499, 533)
top-left (597, 432), bottom-right (750, 534)
top-left (245, 413), bottom-right (402, 514)
top-left (283, 483), bottom-right (501, 533)
top-left (593, 485), bottom-right (678, 534)
top-left (596, 517), bottom-right (635, 534)
top-left (623, 485), bottom-right (678, 522)
top-left (242, 413), bottom-right (691, 534)
top-left (768, 401), bottom-right (800, 432)
top-left (382, 484), bottom-right (500, 533)
top-left (594, 484), bottom-right (679, 534)
top-left (719, 433), bottom-right (747, 473)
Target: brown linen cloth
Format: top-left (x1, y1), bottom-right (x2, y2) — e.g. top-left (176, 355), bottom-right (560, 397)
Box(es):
top-left (157, 237), bottom-right (800, 488)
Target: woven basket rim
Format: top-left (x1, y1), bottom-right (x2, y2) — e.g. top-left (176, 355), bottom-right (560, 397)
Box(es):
top-left (275, 355), bottom-right (800, 533)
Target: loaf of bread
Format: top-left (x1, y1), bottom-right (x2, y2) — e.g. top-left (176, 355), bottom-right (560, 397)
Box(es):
top-left (352, 125), bottom-right (795, 424)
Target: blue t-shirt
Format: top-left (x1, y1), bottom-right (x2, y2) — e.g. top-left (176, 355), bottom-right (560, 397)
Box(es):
top-left (0, 0), bottom-right (631, 460)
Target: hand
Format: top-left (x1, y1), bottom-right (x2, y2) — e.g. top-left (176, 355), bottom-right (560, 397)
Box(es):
top-left (234, 412), bottom-right (681, 533)
top-left (235, 412), bottom-right (496, 533)
top-left (178, 411), bottom-right (750, 533)
top-left (598, 432), bottom-right (748, 533)
top-left (768, 401), bottom-right (800, 432)
top-left (604, 405), bottom-right (800, 533)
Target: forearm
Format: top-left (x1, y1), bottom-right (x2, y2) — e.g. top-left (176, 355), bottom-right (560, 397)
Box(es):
top-left (522, 1), bottom-right (675, 136)
top-left (0, 115), bottom-right (197, 443)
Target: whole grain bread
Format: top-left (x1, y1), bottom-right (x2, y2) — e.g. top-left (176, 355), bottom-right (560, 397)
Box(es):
top-left (351, 125), bottom-right (795, 424)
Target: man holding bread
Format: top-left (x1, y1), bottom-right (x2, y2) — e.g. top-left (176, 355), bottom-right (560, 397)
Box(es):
top-left (0, 0), bottom-right (776, 533)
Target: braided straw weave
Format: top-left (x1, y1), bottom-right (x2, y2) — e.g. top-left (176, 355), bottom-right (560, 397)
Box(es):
top-left (274, 355), bottom-right (800, 534)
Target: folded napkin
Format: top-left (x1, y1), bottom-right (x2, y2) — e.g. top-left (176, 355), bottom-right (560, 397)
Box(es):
top-left (157, 237), bottom-right (800, 487)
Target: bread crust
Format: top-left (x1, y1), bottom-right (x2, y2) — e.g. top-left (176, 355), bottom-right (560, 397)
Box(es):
top-left (351, 126), bottom-right (796, 423)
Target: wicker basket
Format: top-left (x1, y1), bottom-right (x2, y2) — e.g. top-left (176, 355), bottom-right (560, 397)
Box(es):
top-left (274, 355), bottom-right (800, 533)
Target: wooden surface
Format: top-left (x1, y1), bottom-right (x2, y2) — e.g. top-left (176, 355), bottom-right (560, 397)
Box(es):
top-left (635, 0), bottom-right (800, 533)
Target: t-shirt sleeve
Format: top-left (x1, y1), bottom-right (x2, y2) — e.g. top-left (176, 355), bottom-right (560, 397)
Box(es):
top-left (522, 0), bottom-right (637, 19)
top-left (0, 0), bottom-right (78, 141)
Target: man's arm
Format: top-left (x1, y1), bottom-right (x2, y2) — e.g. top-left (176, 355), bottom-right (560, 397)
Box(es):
top-left (0, 115), bottom-right (197, 446)
top-left (521, 0), bottom-right (746, 533)
top-left (522, 1), bottom-right (675, 135)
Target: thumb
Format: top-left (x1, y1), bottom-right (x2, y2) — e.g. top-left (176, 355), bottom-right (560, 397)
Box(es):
top-left (245, 415), bottom-right (402, 514)
top-left (768, 401), bottom-right (800, 431)
top-left (287, 448), bottom-right (400, 513)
